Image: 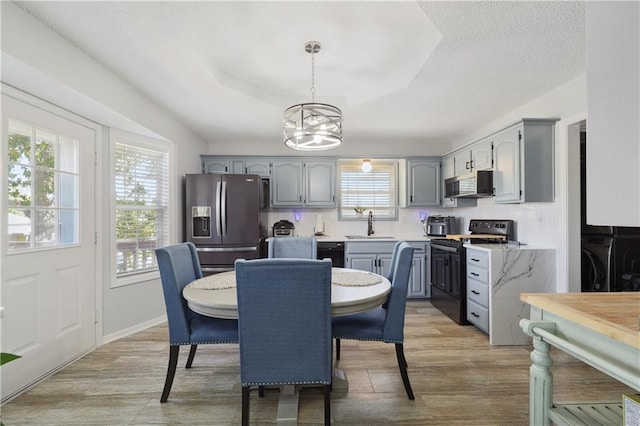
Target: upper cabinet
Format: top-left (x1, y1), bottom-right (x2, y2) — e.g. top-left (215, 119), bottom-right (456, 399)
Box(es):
top-left (270, 160), bottom-right (304, 206)
top-left (304, 161), bottom-right (336, 207)
top-left (452, 137), bottom-right (493, 176)
top-left (201, 156), bottom-right (271, 178)
top-left (441, 154), bottom-right (477, 208)
top-left (493, 119), bottom-right (557, 204)
top-left (407, 159), bottom-right (441, 206)
top-left (244, 160), bottom-right (271, 177)
top-left (470, 137), bottom-right (494, 171)
top-left (202, 158), bottom-right (232, 174)
top-left (271, 159), bottom-right (336, 207)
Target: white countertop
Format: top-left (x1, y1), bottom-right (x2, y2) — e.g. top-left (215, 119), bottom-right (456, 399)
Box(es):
top-left (463, 243), bottom-right (551, 251)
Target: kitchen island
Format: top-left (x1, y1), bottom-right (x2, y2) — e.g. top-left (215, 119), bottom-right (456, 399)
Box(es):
top-left (520, 292), bottom-right (640, 426)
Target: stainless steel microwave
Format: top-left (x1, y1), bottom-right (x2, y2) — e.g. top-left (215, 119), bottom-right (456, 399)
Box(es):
top-left (444, 170), bottom-right (493, 198)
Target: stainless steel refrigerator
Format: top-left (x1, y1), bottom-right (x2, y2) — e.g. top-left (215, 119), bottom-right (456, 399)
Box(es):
top-left (185, 173), bottom-right (262, 275)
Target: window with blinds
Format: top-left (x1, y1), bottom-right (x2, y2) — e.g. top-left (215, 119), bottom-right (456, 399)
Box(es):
top-left (338, 161), bottom-right (398, 220)
top-left (114, 139), bottom-right (169, 276)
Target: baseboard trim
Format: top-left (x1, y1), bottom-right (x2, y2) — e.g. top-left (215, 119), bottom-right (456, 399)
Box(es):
top-left (102, 315), bottom-right (167, 345)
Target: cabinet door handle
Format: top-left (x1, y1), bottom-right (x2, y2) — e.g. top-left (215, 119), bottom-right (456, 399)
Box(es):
top-left (410, 195), bottom-right (413, 202)
top-left (470, 160), bottom-right (474, 169)
top-left (465, 161), bottom-right (470, 170)
top-left (471, 258), bottom-right (480, 262)
top-left (471, 290), bottom-right (480, 295)
top-left (471, 312), bottom-right (480, 318)
top-left (471, 272), bottom-right (479, 277)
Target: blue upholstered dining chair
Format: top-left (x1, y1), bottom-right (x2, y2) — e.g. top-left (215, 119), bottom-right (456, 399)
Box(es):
top-left (155, 242), bottom-right (239, 403)
top-left (235, 258), bottom-right (333, 426)
top-left (268, 236), bottom-right (317, 259)
top-left (332, 241), bottom-right (416, 400)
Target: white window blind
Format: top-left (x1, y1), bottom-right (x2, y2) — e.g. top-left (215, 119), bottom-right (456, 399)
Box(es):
top-left (339, 161), bottom-right (397, 219)
top-left (114, 141), bottom-right (169, 275)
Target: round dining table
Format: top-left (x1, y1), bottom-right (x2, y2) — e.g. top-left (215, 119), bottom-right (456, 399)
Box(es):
top-left (182, 267), bottom-right (391, 319)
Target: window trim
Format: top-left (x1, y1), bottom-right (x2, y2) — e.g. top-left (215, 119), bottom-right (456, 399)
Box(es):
top-left (110, 128), bottom-right (175, 288)
top-left (337, 159), bottom-right (399, 221)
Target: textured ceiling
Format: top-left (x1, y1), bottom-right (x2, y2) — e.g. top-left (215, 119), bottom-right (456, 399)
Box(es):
top-left (15, 1), bottom-right (585, 154)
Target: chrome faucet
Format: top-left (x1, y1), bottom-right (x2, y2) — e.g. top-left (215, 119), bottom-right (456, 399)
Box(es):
top-left (367, 210), bottom-right (374, 236)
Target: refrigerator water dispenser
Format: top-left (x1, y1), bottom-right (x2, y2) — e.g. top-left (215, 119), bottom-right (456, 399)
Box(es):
top-left (192, 206), bottom-right (211, 238)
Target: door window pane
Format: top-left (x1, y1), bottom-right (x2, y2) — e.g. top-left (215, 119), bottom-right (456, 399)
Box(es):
top-left (6, 118), bottom-right (80, 251)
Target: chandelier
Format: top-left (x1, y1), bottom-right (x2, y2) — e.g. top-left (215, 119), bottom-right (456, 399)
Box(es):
top-left (283, 41), bottom-right (343, 151)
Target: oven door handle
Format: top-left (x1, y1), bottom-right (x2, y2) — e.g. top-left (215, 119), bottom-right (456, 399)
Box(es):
top-left (432, 244), bottom-right (459, 253)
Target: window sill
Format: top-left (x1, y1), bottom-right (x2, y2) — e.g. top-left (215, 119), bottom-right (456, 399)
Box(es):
top-left (112, 269), bottom-right (160, 288)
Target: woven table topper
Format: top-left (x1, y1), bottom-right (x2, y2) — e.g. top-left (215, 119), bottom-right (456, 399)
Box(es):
top-left (331, 271), bottom-right (382, 287)
top-left (190, 271), bottom-right (236, 290)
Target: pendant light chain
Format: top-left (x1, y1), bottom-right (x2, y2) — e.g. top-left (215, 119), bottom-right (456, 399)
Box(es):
top-left (310, 49), bottom-right (316, 103)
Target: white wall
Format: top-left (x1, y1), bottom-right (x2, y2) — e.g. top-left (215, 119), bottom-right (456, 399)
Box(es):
top-left (1, 3), bottom-right (208, 339)
top-left (586, 1), bottom-right (640, 226)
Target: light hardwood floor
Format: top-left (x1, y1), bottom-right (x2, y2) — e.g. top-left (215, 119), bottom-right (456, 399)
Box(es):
top-left (1, 301), bottom-right (634, 425)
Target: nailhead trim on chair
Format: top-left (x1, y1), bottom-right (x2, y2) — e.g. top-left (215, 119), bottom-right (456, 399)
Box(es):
top-left (170, 340), bottom-right (239, 346)
top-left (331, 337), bottom-right (402, 343)
top-left (242, 380), bottom-right (332, 386)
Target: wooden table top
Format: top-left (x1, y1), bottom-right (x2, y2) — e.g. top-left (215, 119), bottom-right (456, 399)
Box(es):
top-left (521, 292), bottom-right (640, 348)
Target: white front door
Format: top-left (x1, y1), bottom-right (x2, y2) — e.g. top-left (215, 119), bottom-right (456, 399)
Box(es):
top-left (1, 93), bottom-right (97, 401)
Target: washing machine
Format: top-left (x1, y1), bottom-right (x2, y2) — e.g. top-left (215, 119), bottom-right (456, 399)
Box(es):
top-left (581, 235), bottom-right (612, 292)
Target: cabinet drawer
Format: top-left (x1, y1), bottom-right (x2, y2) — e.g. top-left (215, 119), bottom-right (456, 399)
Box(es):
top-left (467, 299), bottom-right (489, 334)
top-left (467, 249), bottom-right (489, 269)
top-left (467, 265), bottom-right (489, 283)
top-left (467, 278), bottom-right (488, 307)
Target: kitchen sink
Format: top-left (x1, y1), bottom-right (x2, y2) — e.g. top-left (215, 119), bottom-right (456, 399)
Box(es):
top-left (345, 235), bottom-right (394, 239)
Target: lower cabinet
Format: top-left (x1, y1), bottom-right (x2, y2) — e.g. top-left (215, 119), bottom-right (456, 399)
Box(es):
top-left (345, 241), bottom-right (429, 298)
top-left (465, 246), bottom-right (556, 345)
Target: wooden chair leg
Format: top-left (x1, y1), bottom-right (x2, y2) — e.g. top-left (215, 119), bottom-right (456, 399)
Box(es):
top-left (160, 346), bottom-right (179, 403)
top-left (324, 384), bottom-right (331, 426)
top-left (185, 344), bottom-right (198, 368)
top-left (335, 338), bottom-right (341, 360)
top-left (395, 343), bottom-right (415, 400)
top-left (242, 386), bottom-right (250, 426)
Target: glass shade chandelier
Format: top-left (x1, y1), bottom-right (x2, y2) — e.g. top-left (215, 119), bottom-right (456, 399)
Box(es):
top-left (284, 41), bottom-right (343, 151)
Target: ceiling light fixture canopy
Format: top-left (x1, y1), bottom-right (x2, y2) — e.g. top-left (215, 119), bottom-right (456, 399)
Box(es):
top-left (284, 41), bottom-right (343, 151)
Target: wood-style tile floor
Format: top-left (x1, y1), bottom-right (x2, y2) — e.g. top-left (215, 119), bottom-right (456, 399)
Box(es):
top-left (1, 301), bottom-right (635, 425)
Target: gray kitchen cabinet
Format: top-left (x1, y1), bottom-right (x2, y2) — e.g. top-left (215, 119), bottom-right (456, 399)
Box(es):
top-left (453, 136), bottom-right (494, 176)
top-left (304, 161), bottom-right (336, 206)
top-left (271, 159), bottom-right (336, 207)
top-left (244, 159), bottom-right (271, 177)
top-left (492, 119), bottom-right (557, 203)
top-left (441, 154), bottom-right (477, 208)
top-left (346, 241), bottom-right (429, 299)
top-left (202, 158), bottom-right (231, 174)
top-left (407, 241), bottom-right (429, 298)
top-left (271, 160), bottom-right (304, 206)
top-left (470, 137), bottom-right (494, 171)
top-left (407, 159), bottom-right (441, 206)
top-left (201, 156), bottom-right (271, 178)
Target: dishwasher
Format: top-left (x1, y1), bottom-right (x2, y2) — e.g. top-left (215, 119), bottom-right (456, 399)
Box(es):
top-left (316, 241), bottom-right (345, 268)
